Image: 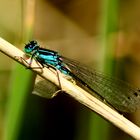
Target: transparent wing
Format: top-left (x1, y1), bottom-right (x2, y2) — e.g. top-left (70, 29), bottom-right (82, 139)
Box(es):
top-left (62, 56), bottom-right (140, 113)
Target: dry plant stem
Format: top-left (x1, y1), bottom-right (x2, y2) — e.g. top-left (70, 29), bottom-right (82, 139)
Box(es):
top-left (0, 37), bottom-right (140, 139)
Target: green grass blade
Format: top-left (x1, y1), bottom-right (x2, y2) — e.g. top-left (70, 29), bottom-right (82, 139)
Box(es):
top-left (88, 0), bottom-right (119, 140)
top-left (4, 63), bottom-right (33, 140)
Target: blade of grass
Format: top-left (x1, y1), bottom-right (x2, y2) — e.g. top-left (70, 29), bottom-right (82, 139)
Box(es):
top-left (4, 0), bottom-right (36, 140)
top-left (89, 0), bottom-right (119, 140)
top-left (4, 64), bottom-right (33, 140)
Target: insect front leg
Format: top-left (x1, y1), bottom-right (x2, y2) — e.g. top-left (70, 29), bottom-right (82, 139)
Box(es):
top-left (15, 55), bottom-right (44, 73)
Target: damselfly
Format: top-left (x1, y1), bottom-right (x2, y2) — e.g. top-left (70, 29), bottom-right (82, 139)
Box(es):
top-left (24, 40), bottom-right (140, 113)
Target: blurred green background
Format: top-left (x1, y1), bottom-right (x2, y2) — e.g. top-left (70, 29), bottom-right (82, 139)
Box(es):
top-left (1, 0), bottom-right (140, 140)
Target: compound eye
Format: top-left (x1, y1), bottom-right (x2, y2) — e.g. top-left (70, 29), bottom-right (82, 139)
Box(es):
top-left (30, 40), bottom-right (37, 46)
top-left (25, 44), bottom-right (31, 49)
top-left (24, 40), bottom-right (39, 53)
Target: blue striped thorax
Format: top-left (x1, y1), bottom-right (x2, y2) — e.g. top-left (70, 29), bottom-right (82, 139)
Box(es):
top-left (24, 40), bottom-right (70, 75)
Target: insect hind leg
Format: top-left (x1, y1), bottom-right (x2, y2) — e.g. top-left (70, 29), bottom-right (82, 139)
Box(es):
top-left (45, 63), bottom-right (62, 90)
